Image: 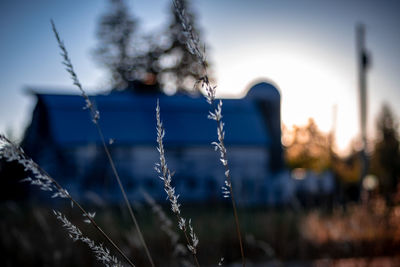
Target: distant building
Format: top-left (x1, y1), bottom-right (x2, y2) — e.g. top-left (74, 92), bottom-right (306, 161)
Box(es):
top-left (22, 81), bottom-right (286, 205)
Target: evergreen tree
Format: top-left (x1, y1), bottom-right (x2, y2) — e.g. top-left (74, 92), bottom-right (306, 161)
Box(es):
top-left (94, 0), bottom-right (160, 92)
top-left (371, 104), bottom-right (400, 201)
top-left (94, 0), bottom-right (210, 94)
top-left (158, 0), bottom-right (209, 94)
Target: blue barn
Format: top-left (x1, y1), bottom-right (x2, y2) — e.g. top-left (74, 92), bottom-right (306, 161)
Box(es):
top-left (22, 81), bottom-right (285, 205)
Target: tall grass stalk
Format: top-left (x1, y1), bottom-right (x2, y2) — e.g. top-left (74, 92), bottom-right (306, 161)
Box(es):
top-left (53, 210), bottom-right (124, 267)
top-left (172, 1), bottom-right (246, 265)
top-left (51, 20), bottom-right (155, 267)
top-left (155, 101), bottom-right (200, 267)
top-left (0, 134), bottom-right (135, 267)
top-left (142, 191), bottom-right (188, 259)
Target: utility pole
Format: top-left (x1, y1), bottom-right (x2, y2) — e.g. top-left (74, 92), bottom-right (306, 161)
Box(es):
top-left (356, 23), bottom-right (370, 199)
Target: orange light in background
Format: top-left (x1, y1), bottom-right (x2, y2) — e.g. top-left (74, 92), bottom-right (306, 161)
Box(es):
top-left (215, 45), bottom-right (358, 155)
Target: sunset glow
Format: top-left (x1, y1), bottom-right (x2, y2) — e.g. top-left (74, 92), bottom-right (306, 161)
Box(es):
top-left (1, 0), bottom-right (400, 156)
top-left (215, 46), bottom-right (358, 154)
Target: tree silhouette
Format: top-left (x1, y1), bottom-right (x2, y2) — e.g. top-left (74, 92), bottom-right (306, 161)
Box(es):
top-left (94, 0), bottom-right (211, 94)
top-left (94, 0), bottom-right (160, 92)
top-left (157, 0), bottom-right (210, 94)
top-left (370, 104), bottom-right (400, 201)
top-left (284, 118), bottom-right (332, 172)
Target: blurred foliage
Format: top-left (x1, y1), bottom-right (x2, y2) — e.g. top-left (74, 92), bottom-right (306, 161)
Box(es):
top-left (370, 104), bottom-right (400, 202)
top-left (301, 196), bottom-right (400, 260)
top-left (283, 118), bottom-right (332, 172)
top-left (158, 0), bottom-right (208, 94)
top-left (2, 201), bottom-right (400, 266)
top-left (331, 148), bottom-right (361, 184)
top-left (284, 104), bottom-right (400, 203)
top-left (302, 197), bottom-right (391, 244)
top-left (94, 0), bottom-right (143, 89)
top-left (94, 0), bottom-right (211, 94)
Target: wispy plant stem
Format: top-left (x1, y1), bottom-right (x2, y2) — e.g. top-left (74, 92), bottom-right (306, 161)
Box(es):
top-left (213, 101), bottom-right (245, 265)
top-left (51, 20), bottom-right (155, 267)
top-left (54, 210), bottom-right (124, 267)
top-left (171, 1), bottom-right (246, 265)
top-left (155, 101), bottom-right (200, 267)
top-left (46, 166), bottom-right (135, 267)
top-left (95, 123), bottom-right (155, 267)
top-left (143, 190), bottom-right (191, 265)
top-left (0, 135), bottom-right (135, 267)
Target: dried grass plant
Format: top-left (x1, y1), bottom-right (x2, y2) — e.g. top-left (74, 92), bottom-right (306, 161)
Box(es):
top-left (51, 19), bottom-right (154, 267)
top-left (0, 134), bottom-right (134, 267)
top-left (0, 1), bottom-right (250, 266)
top-left (172, 0), bottom-right (246, 265)
top-left (155, 100), bottom-right (200, 267)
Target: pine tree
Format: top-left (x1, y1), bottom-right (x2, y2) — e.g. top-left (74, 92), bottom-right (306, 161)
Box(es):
top-left (371, 104), bottom-right (400, 201)
top-left (158, 0), bottom-right (210, 94)
top-left (94, 0), bottom-right (160, 92)
top-left (94, 0), bottom-right (211, 94)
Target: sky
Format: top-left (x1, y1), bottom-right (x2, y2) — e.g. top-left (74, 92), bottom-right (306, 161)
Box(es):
top-left (1, 0), bottom-right (400, 154)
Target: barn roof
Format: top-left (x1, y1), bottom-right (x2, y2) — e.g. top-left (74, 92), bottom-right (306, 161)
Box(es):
top-left (35, 91), bottom-right (271, 147)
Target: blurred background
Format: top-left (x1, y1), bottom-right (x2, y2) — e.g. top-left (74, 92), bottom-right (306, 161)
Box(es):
top-left (1, 0), bottom-right (400, 266)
